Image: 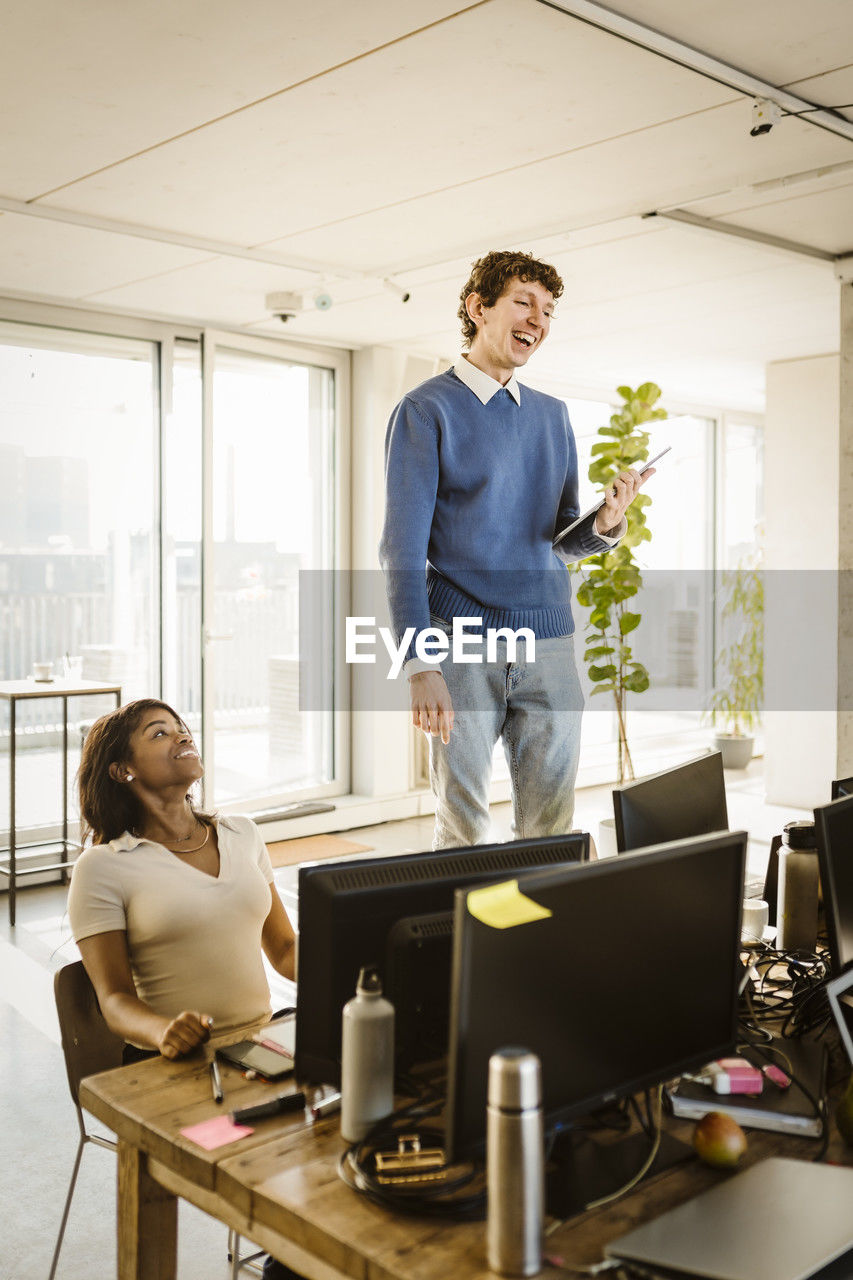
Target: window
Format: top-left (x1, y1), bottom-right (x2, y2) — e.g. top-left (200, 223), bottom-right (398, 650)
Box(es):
top-left (0, 322), bottom-right (158, 829)
top-left (0, 314), bottom-right (347, 841)
top-left (567, 396), bottom-right (762, 781)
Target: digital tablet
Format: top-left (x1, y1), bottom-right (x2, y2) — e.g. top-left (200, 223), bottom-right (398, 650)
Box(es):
top-left (216, 1039), bottom-right (295, 1080)
top-left (553, 445), bottom-right (671, 546)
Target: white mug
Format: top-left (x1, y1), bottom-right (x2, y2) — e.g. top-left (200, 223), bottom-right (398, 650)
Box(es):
top-left (32, 662), bottom-right (54, 681)
top-left (741, 898), bottom-right (769, 944)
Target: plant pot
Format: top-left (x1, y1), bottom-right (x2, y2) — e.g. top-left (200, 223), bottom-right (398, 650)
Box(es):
top-left (713, 733), bottom-right (754, 770)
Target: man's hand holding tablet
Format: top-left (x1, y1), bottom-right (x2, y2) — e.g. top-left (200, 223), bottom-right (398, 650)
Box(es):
top-left (554, 445), bottom-right (671, 545)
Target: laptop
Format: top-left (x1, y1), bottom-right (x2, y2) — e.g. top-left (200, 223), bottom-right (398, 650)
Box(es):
top-left (605, 1157), bottom-right (853, 1280)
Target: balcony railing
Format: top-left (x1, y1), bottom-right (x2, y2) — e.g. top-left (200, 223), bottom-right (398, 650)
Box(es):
top-left (1, 587), bottom-right (300, 742)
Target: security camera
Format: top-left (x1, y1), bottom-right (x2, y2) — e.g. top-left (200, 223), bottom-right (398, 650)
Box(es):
top-left (750, 98), bottom-right (781, 137)
top-left (265, 291), bottom-right (303, 322)
top-left (383, 279), bottom-right (412, 303)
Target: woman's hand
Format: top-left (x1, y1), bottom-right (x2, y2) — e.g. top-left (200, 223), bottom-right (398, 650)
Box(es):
top-left (78, 932), bottom-right (213, 1056)
top-left (157, 1011), bottom-right (213, 1059)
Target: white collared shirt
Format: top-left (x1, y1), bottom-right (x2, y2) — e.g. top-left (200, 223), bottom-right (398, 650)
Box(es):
top-left (453, 354), bottom-right (521, 405)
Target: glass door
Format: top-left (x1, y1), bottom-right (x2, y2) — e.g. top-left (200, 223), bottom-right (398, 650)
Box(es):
top-left (200, 332), bottom-right (348, 808)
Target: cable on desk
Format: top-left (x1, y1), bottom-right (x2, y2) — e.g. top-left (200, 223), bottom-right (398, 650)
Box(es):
top-left (545, 1086), bottom-right (664, 1237)
top-left (735, 1031), bottom-right (830, 1161)
top-left (738, 944), bottom-right (832, 1035)
top-left (337, 1098), bottom-right (486, 1220)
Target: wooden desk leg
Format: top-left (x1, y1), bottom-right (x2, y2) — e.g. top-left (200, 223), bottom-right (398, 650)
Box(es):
top-left (117, 1141), bottom-right (178, 1280)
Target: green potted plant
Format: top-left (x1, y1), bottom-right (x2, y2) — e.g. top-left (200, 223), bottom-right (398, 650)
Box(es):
top-left (707, 557), bottom-right (764, 769)
top-left (573, 383), bottom-right (667, 784)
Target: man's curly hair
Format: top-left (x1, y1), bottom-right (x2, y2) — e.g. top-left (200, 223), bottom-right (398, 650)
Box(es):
top-left (458, 250), bottom-right (564, 348)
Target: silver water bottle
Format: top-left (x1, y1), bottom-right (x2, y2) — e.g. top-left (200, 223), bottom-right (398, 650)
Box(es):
top-left (487, 1048), bottom-right (544, 1277)
top-left (340, 967), bottom-right (395, 1143)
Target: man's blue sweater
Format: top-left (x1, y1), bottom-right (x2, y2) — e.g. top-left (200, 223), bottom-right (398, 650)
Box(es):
top-left (379, 367), bottom-right (611, 649)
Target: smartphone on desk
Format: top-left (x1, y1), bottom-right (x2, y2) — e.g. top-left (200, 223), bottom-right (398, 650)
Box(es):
top-left (216, 1040), bottom-right (294, 1081)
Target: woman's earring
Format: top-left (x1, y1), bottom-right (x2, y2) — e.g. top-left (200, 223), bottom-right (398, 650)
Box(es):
top-left (125, 773), bottom-right (134, 782)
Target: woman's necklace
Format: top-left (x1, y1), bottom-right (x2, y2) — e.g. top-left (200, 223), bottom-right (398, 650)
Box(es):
top-left (162, 817), bottom-right (209, 854)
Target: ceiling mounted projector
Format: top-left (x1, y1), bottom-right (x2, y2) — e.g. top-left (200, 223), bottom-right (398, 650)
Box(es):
top-left (265, 291), bottom-right (304, 321)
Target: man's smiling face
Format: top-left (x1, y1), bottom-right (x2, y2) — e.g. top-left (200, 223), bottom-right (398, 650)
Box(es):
top-left (465, 276), bottom-right (555, 384)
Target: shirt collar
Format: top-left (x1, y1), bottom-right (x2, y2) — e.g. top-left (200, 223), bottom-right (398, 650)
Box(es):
top-left (107, 814), bottom-right (234, 853)
top-left (453, 355), bottom-right (521, 406)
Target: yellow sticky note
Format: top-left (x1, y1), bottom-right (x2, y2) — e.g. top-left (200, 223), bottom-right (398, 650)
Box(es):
top-left (466, 879), bottom-right (552, 930)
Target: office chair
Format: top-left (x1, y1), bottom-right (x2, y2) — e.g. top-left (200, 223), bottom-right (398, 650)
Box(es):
top-left (50, 960), bottom-right (264, 1279)
top-left (49, 960), bottom-right (123, 1280)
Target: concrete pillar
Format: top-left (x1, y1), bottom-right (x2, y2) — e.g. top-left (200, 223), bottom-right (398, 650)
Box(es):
top-left (838, 278), bottom-right (853, 774)
top-left (763, 353), bottom-right (839, 807)
top-left (764, 270), bottom-right (853, 806)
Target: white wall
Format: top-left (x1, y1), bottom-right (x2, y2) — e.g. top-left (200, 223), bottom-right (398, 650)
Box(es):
top-left (763, 352), bottom-right (840, 807)
top-left (349, 346), bottom-right (442, 800)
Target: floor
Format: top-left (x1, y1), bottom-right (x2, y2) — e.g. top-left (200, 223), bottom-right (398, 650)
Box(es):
top-left (0, 759), bottom-right (805, 1280)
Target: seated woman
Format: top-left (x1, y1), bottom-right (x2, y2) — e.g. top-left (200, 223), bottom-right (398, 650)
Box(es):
top-left (69, 698), bottom-right (302, 1280)
top-left (68, 697), bottom-right (296, 1059)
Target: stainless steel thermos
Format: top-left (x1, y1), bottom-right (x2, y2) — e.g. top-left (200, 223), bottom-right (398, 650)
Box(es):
top-left (487, 1048), bottom-right (544, 1277)
top-left (340, 966), bottom-right (395, 1143)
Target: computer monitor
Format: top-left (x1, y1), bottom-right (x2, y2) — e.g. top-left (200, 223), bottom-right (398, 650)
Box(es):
top-left (831, 777), bottom-right (853, 800)
top-left (613, 752), bottom-right (728, 853)
top-left (813, 795), bottom-right (853, 974)
top-left (445, 830), bottom-right (747, 1161)
top-left (294, 832), bottom-right (590, 1086)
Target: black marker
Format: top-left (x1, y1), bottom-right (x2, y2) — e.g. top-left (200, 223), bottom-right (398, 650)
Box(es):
top-left (231, 1091), bottom-right (307, 1124)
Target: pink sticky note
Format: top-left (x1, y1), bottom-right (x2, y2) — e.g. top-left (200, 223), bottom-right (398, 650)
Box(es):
top-left (180, 1115), bottom-right (254, 1150)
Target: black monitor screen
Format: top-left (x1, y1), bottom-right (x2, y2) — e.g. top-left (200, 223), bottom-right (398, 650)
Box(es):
top-left (814, 795), bottom-right (853, 973)
top-left (294, 833), bottom-right (589, 1086)
top-left (613, 752), bottom-right (728, 853)
top-left (446, 831), bottom-right (746, 1158)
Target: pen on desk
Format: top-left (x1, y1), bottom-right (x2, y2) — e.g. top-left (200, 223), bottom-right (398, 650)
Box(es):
top-left (209, 1057), bottom-right (224, 1104)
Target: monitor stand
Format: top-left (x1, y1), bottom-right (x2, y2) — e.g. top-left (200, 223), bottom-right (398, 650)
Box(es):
top-left (546, 1126), bottom-right (693, 1219)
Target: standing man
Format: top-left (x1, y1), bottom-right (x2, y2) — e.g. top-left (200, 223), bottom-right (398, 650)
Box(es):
top-left (380, 250), bottom-right (651, 848)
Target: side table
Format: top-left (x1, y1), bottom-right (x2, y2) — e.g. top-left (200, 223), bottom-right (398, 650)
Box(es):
top-left (0, 679), bottom-right (122, 926)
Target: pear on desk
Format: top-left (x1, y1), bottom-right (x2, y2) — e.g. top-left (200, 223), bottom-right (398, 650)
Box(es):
top-left (692, 1111), bottom-right (747, 1168)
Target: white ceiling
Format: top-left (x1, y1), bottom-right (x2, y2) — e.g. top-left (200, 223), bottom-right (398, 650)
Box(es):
top-left (2, 0), bottom-right (852, 409)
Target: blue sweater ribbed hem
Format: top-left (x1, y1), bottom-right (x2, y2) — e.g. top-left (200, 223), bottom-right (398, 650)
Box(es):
top-left (427, 569), bottom-right (574, 639)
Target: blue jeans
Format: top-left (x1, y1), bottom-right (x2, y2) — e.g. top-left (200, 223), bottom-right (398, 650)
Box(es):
top-left (428, 625), bottom-right (584, 849)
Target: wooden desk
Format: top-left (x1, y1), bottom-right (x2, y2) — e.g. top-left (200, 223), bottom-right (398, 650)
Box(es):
top-left (80, 1048), bottom-right (852, 1280)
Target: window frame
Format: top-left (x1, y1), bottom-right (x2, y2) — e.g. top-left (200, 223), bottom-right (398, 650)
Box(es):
top-left (0, 297), bottom-right (351, 822)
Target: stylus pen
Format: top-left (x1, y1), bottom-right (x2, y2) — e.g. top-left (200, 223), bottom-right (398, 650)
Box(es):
top-left (311, 1090), bottom-right (341, 1120)
top-left (209, 1057), bottom-right (224, 1104)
